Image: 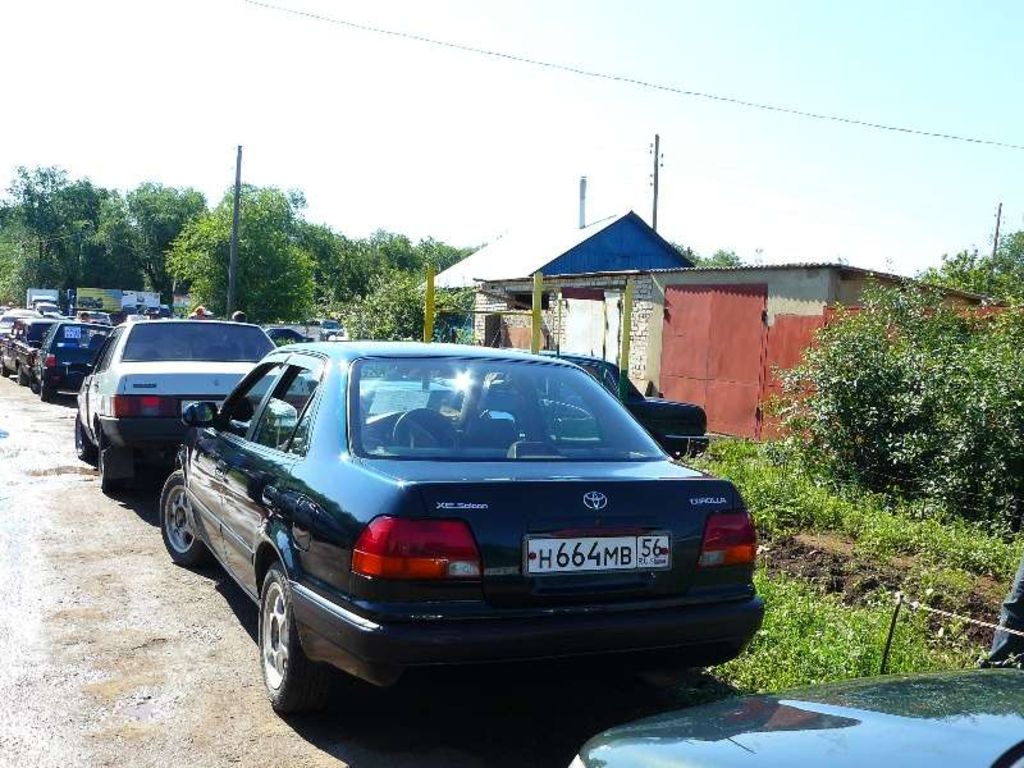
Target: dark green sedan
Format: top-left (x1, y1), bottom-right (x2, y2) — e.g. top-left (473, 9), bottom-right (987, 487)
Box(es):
top-left (573, 670), bottom-right (1024, 767)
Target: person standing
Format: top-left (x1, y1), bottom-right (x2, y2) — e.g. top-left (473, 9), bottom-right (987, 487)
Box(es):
top-left (986, 548), bottom-right (1024, 666)
top-left (231, 310), bottom-right (247, 323)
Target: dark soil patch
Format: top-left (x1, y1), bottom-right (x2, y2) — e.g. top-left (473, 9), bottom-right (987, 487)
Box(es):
top-left (764, 533), bottom-right (1004, 645)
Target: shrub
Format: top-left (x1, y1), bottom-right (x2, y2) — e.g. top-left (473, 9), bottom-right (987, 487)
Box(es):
top-left (780, 285), bottom-right (1024, 532)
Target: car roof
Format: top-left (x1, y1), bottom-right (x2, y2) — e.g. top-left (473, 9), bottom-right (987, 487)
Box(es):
top-left (115, 319), bottom-right (264, 330)
top-left (275, 341), bottom-right (581, 367)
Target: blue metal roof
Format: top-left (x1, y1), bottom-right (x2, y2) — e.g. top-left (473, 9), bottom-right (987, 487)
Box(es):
top-left (435, 211), bottom-right (691, 288)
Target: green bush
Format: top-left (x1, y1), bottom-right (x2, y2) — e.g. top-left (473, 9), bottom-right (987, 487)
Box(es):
top-left (779, 284), bottom-right (1024, 532)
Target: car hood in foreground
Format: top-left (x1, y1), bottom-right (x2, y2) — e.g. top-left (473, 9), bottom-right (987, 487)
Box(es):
top-left (576, 670), bottom-right (1024, 768)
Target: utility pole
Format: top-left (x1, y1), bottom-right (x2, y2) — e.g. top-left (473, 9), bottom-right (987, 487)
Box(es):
top-left (227, 145), bottom-right (243, 316)
top-left (650, 134), bottom-right (662, 231)
top-left (992, 202), bottom-right (1003, 260)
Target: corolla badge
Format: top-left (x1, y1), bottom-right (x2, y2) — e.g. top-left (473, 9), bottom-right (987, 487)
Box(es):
top-left (690, 496), bottom-right (728, 505)
top-left (582, 491), bottom-right (608, 511)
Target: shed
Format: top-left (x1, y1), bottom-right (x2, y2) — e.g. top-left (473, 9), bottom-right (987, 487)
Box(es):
top-left (435, 211), bottom-right (692, 289)
top-left (471, 263), bottom-right (988, 439)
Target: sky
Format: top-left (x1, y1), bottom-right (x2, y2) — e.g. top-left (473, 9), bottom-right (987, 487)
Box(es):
top-left (2, 0), bottom-right (1022, 275)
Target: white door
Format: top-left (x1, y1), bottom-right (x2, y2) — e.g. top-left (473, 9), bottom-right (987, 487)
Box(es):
top-left (563, 298), bottom-right (605, 357)
top-left (603, 291), bottom-right (621, 364)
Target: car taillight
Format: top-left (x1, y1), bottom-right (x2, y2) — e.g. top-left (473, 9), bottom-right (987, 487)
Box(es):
top-left (698, 511), bottom-right (757, 567)
top-left (351, 517), bottom-right (482, 580)
top-left (44, 354), bottom-right (56, 368)
top-left (112, 394), bottom-right (179, 418)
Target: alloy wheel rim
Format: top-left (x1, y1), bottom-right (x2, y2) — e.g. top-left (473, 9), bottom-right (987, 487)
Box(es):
top-left (262, 582), bottom-right (289, 691)
top-left (164, 486), bottom-right (195, 554)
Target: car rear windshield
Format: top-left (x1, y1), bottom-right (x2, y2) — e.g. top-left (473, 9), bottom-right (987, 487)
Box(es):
top-left (51, 324), bottom-right (110, 361)
top-left (351, 357), bottom-right (663, 461)
top-left (121, 323), bottom-right (274, 362)
top-left (26, 322), bottom-right (56, 343)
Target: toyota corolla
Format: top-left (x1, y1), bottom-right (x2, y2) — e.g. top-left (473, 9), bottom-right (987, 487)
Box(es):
top-left (161, 343), bottom-right (764, 713)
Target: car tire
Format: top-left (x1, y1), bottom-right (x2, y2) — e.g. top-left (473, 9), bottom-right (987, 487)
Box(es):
top-left (75, 415), bottom-right (98, 466)
top-left (97, 431), bottom-right (127, 494)
top-left (260, 563), bottom-right (331, 714)
top-left (159, 470), bottom-right (211, 568)
top-left (16, 365), bottom-right (29, 387)
top-left (39, 383), bottom-right (54, 402)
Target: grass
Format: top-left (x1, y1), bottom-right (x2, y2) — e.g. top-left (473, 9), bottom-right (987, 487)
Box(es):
top-left (718, 568), bottom-right (978, 693)
top-left (689, 439), bottom-right (1022, 581)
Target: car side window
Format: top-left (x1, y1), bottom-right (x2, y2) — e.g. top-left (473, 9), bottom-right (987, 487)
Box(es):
top-left (220, 363), bottom-right (284, 438)
top-left (251, 360), bottom-right (324, 453)
top-left (93, 328), bottom-right (123, 373)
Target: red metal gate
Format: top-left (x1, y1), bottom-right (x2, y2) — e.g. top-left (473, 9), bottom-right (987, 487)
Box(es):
top-left (660, 284), bottom-right (768, 438)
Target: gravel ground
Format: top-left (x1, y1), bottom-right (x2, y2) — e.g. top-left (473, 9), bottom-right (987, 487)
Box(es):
top-left (0, 375), bottom-right (726, 767)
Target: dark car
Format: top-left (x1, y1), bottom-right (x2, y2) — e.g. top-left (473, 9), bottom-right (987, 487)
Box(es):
top-left (572, 669), bottom-right (1024, 768)
top-left (1, 317), bottom-right (58, 388)
top-left (265, 326), bottom-right (313, 346)
top-left (33, 322), bottom-right (111, 401)
top-left (160, 342), bottom-right (763, 713)
top-left (545, 352), bottom-right (707, 456)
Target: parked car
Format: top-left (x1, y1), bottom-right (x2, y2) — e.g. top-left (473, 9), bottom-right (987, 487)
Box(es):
top-left (1, 317), bottom-right (58, 387)
top-left (0, 308), bottom-right (41, 339)
top-left (571, 669), bottom-right (1024, 768)
top-left (545, 352), bottom-right (707, 456)
top-left (33, 322), bottom-right (111, 401)
top-left (76, 310), bottom-right (113, 325)
top-left (317, 319), bottom-right (347, 341)
top-left (161, 342), bottom-right (763, 713)
top-left (265, 326), bottom-right (313, 346)
top-left (75, 319), bottom-right (274, 491)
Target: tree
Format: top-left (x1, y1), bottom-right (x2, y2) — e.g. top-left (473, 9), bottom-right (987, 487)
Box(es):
top-left (919, 231), bottom-right (1024, 302)
top-left (125, 183), bottom-right (206, 300)
top-left (693, 249), bottom-right (743, 267)
top-left (340, 269), bottom-right (473, 341)
top-left (168, 186), bottom-right (314, 323)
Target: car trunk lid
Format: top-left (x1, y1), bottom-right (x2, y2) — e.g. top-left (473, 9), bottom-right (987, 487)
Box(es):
top-left (391, 461), bottom-right (740, 608)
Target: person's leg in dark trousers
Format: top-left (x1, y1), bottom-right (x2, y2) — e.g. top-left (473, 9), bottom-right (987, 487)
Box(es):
top-left (988, 548), bottom-right (1024, 665)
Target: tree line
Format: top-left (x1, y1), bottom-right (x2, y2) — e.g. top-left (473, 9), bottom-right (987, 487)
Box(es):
top-left (0, 165), bottom-right (472, 326)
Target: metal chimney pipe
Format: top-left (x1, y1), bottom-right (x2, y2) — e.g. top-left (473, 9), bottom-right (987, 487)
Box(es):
top-left (578, 176), bottom-right (587, 229)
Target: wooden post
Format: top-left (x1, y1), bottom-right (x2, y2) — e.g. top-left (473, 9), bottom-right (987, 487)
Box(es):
top-left (531, 272), bottom-right (543, 353)
top-left (618, 278), bottom-right (634, 401)
top-left (423, 264), bottom-right (435, 343)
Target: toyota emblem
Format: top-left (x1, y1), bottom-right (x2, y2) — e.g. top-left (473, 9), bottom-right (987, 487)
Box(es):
top-left (583, 491), bottom-right (608, 511)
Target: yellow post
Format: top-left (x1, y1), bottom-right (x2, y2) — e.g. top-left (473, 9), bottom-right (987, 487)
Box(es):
top-left (531, 272), bottom-right (543, 353)
top-left (618, 278), bottom-right (634, 402)
top-left (423, 263), bottom-right (435, 343)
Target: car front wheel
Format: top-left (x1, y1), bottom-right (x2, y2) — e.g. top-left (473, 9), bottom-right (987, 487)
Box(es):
top-left (159, 470), bottom-right (211, 568)
top-left (260, 563), bottom-right (331, 713)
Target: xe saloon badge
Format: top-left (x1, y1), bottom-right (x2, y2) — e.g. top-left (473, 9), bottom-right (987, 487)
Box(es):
top-left (583, 491), bottom-right (608, 511)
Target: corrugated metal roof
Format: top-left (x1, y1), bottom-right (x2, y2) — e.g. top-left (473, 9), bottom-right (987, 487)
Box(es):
top-left (435, 211), bottom-right (690, 288)
top-left (435, 214), bottom-right (625, 289)
top-left (476, 262), bottom-right (994, 303)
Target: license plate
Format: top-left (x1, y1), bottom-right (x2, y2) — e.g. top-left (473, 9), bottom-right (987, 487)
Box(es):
top-left (524, 534), bottom-right (671, 575)
top-left (181, 400), bottom-right (222, 415)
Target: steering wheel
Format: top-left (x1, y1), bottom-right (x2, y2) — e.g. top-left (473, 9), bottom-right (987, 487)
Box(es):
top-left (392, 408), bottom-right (457, 449)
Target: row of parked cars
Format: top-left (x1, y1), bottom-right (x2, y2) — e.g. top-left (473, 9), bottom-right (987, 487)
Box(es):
top-left (4, 308), bottom-right (1020, 766)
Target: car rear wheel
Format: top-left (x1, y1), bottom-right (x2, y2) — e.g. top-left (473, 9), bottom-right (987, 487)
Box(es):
top-left (75, 416), bottom-right (98, 465)
top-left (159, 470), bottom-right (211, 567)
top-left (39, 383), bottom-right (55, 402)
top-left (260, 563), bottom-right (331, 713)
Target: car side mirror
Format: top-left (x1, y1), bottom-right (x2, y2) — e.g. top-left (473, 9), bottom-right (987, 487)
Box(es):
top-left (182, 401), bottom-right (218, 428)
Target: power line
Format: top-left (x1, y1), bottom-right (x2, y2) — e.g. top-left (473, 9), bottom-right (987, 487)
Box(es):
top-left (245, 0), bottom-right (1024, 152)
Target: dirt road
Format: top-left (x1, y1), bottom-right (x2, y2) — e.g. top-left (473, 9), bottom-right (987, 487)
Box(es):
top-left (0, 377), bottom-right (727, 767)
